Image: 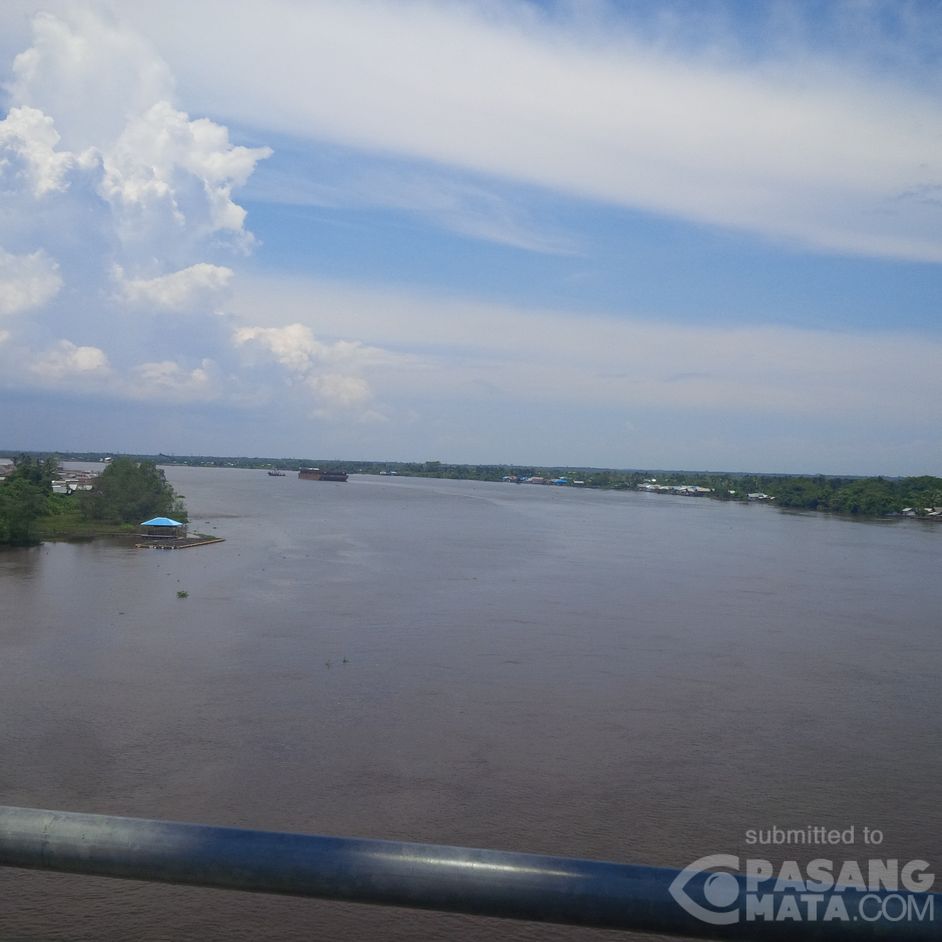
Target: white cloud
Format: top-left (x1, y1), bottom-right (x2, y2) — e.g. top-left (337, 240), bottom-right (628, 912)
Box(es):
top-left (129, 357), bottom-right (218, 401)
top-left (30, 339), bottom-right (109, 379)
top-left (8, 9), bottom-right (175, 151)
top-left (233, 322), bottom-right (400, 372)
top-left (0, 246), bottom-right (62, 316)
top-left (99, 100), bottom-right (271, 249)
top-left (10, 342), bottom-right (223, 404)
top-left (232, 323), bottom-right (322, 372)
top-left (3, 10), bottom-right (271, 263)
top-left (305, 373), bottom-right (372, 410)
top-left (1, 4), bottom-right (938, 471)
top-left (125, 0), bottom-right (942, 262)
top-left (385, 177), bottom-right (576, 255)
top-left (232, 273), bottom-right (942, 426)
top-left (117, 262), bottom-right (233, 310)
top-left (232, 322), bottom-right (406, 415)
top-left (0, 105), bottom-right (88, 196)
top-left (0, 10), bottom-right (271, 402)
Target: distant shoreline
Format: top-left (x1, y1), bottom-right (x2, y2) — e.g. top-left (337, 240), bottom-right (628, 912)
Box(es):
top-left (4, 451), bottom-right (937, 524)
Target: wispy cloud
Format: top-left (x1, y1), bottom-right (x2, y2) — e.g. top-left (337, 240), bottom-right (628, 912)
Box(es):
top-left (233, 271), bottom-right (942, 429)
top-left (246, 163), bottom-right (579, 255)
top-left (123, 0), bottom-right (942, 262)
top-left (358, 172), bottom-right (579, 255)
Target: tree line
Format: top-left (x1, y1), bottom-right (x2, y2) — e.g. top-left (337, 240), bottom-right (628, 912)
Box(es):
top-left (0, 456), bottom-right (186, 546)
top-left (5, 451), bottom-right (941, 523)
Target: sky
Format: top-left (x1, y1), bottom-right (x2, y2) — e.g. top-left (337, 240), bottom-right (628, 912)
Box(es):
top-left (0, 0), bottom-right (940, 474)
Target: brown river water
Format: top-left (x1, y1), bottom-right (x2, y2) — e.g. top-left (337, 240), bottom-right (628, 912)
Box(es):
top-left (1, 467), bottom-right (940, 940)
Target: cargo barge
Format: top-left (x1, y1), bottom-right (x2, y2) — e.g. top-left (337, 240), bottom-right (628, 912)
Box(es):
top-left (298, 468), bottom-right (348, 482)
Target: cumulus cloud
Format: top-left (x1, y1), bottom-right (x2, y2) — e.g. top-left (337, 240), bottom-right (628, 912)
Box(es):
top-left (99, 100), bottom-right (271, 251)
top-left (232, 322), bottom-right (404, 415)
top-left (8, 9), bottom-right (175, 151)
top-left (2, 11), bottom-right (248, 279)
top-left (233, 323), bottom-right (398, 372)
top-left (0, 105), bottom-right (90, 196)
top-left (129, 357), bottom-right (218, 401)
top-left (232, 323), bottom-right (320, 372)
top-left (0, 246), bottom-right (62, 316)
top-left (0, 9), bottom-right (271, 404)
top-left (117, 262), bottom-right (233, 310)
top-left (15, 344), bottom-right (225, 404)
top-left (3, 10), bottom-right (270, 262)
top-left (30, 339), bottom-right (109, 379)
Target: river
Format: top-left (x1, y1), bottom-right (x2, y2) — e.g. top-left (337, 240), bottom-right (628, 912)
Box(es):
top-left (1, 467), bottom-right (940, 940)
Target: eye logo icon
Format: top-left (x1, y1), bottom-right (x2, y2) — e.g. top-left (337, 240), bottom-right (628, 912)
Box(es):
top-left (669, 854), bottom-right (742, 926)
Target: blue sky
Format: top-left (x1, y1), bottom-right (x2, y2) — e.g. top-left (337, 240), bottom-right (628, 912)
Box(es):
top-left (0, 1), bottom-right (940, 473)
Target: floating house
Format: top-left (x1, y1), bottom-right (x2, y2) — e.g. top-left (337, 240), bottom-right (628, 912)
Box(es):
top-left (139, 516), bottom-right (187, 541)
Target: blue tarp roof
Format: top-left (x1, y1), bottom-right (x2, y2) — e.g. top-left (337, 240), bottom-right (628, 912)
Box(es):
top-left (140, 517), bottom-right (183, 527)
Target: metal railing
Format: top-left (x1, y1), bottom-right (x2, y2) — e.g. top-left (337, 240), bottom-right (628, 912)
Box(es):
top-left (0, 806), bottom-right (937, 939)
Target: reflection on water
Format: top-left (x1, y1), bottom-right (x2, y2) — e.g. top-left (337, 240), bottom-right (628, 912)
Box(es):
top-left (1, 468), bottom-right (940, 940)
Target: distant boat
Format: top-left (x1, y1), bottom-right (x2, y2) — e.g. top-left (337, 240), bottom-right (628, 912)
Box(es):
top-left (299, 468), bottom-right (348, 482)
top-left (267, 470), bottom-right (287, 476)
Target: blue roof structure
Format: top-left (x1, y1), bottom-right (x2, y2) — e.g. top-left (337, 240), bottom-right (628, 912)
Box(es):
top-left (140, 517), bottom-right (183, 527)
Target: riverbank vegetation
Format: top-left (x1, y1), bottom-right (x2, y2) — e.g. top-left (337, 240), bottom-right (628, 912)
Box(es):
top-left (720, 473), bottom-right (942, 516)
top-left (0, 456), bottom-right (186, 545)
top-left (35, 497), bottom-right (137, 541)
top-left (79, 457), bottom-right (186, 525)
top-left (0, 456), bottom-right (57, 545)
top-left (4, 451), bottom-right (941, 522)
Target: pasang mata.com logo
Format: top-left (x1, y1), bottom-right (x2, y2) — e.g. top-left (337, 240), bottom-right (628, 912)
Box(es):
top-left (668, 830), bottom-right (935, 926)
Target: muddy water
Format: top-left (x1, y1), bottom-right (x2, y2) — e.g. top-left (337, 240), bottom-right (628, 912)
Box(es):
top-left (1, 468), bottom-right (940, 940)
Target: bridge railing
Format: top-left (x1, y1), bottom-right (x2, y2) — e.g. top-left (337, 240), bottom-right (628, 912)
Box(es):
top-left (0, 806), bottom-right (937, 940)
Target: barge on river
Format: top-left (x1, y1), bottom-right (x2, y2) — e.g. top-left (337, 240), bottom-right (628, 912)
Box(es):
top-left (298, 467), bottom-right (348, 482)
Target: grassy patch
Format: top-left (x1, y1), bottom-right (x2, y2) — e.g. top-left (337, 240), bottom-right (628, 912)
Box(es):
top-left (35, 507), bottom-right (136, 541)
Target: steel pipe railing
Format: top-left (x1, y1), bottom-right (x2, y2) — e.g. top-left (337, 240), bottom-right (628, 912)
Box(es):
top-left (0, 806), bottom-right (937, 939)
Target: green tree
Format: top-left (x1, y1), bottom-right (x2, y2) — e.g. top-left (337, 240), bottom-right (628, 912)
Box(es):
top-left (8, 454), bottom-right (58, 492)
top-left (80, 459), bottom-right (186, 524)
top-left (0, 477), bottom-right (50, 545)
